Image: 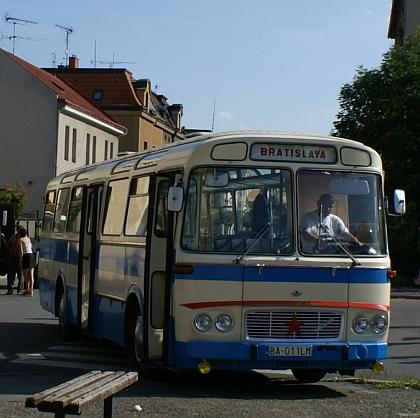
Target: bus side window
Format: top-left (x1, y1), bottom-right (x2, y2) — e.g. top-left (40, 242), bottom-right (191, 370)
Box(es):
top-left (103, 179), bottom-right (130, 236)
top-left (125, 176), bottom-right (150, 237)
top-left (52, 188), bottom-right (70, 233)
top-left (42, 190), bottom-right (56, 232)
top-left (66, 187), bottom-right (83, 234)
top-left (155, 180), bottom-right (169, 237)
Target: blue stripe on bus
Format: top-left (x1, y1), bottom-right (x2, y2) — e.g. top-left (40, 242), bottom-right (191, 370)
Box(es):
top-left (40, 239), bottom-right (388, 284)
top-left (175, 265), bottom-right (388, 284)
top-left (174, 340), bottom-right (387, 370)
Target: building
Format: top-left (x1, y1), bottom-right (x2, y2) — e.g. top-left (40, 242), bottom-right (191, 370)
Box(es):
top-left (388, 0), bottom-right (420, 44)
top-left (0, 49), bottom-right (126, 216)
top-left (45, 57), bottom-right (184, 152)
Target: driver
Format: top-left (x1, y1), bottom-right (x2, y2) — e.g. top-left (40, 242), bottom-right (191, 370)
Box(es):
top-left (300, 193), bottom-right (361, 253)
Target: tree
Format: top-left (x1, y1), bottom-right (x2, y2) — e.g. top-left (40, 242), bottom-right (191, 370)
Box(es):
top-left (332, 30), bottom-right (420, 282)
top-left (0, 184), bottom-right (27, 219)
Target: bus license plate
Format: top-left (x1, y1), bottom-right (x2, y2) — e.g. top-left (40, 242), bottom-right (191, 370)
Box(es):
top-left (268, 345), bottom-right (312, 357)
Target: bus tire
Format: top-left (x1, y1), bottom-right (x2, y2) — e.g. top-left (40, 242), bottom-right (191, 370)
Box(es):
top-left (291, 369), bottom-right (326, 383)
top-left (57, 287), bottom-right (77, 341)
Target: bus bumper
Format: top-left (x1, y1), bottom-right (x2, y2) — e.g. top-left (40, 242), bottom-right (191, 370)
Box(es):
top-left (175, 341), bottom-right (387, 371)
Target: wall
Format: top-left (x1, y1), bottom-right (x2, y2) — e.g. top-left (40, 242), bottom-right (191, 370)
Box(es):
top-left (0, 50), bottom-right (58, 216)
top-left (57, 113), bottom-right (119, 174)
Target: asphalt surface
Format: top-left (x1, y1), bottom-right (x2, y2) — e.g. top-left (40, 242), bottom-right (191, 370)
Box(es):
top-left (0, 276), bottom-right (419, 417)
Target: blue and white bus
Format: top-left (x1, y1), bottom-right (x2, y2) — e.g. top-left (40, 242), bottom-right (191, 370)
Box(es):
top-left (38, 131), bottom-right (405, 382)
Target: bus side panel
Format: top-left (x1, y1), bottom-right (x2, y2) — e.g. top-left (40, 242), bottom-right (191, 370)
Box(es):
top-left (38, 237), bottom-right (54, 313)
top-left (93, 244), bottom-right (146, 346)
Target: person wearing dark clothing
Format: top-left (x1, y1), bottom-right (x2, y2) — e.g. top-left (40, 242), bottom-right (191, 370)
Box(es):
top-left (0, 233), bottom-right (8, 277)
top-left (252, 192), bottom-right (270, 238)
top-left (7, 231), bottom-right (23, 294)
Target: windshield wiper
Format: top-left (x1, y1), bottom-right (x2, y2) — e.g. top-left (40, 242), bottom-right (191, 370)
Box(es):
top-left (320, 225), bottom-right (360, 267)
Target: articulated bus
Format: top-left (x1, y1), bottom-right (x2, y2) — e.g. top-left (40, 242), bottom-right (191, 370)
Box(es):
top-left (38, 131), bottom-right (405, 382)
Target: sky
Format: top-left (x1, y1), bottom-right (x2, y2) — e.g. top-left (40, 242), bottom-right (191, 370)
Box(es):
top-left (0, 1), bottom-right (394, 135)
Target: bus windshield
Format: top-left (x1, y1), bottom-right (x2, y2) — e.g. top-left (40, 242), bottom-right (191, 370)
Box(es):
top-left (182, 166), bottom-right (293, 254)
top-left (298, 170), bottom-right (386, 256)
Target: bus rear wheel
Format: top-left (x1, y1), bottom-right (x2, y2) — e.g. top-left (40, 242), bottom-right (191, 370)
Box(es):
top-left (291, 369), bottom-right (326, 383)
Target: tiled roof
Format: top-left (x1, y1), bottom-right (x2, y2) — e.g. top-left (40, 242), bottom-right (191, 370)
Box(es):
top-left (1, 49), bottom-right (125, 132)
top-left (44, 68), bottom-right (143, 107)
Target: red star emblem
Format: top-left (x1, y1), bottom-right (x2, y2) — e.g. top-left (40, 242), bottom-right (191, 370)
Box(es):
top-left (286, 313), bottom-right (304, 335)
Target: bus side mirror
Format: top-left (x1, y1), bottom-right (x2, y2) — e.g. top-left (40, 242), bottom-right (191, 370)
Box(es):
top-left (393, 189), bottom-right (406, 215)
top-left (2, 210), bottom-right (7, 227)
top-left (167, 186), bottom-right (183, 212)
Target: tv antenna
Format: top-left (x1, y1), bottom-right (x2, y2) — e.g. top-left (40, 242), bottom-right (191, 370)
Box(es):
top-left (55, 24), bottom-right (73, 65)
top-left (5, 14), bottom-right (38, 54)
top-left (91, 52), bottom-right (135, 68)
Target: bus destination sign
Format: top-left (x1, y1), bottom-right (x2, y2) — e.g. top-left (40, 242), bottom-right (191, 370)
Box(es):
top-left (251, 143), bottom-right (336, 163)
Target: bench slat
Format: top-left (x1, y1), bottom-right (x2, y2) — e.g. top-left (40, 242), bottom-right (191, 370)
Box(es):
top-left (67, 372), bottom-right (138, 414)
top-left (36, 371), bottom-right (117, 411)
top-left (25, 370), bottom-right (102, 408)
top-left (36, 371), bottom-right (132, 412)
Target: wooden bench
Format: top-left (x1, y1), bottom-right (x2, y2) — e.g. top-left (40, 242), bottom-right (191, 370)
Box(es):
top-left (25, 370), bottom-right (138, 418)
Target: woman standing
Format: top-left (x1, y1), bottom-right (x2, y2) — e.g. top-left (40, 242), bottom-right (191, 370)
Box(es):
top-left (18, 226), bottom-right (35, 297)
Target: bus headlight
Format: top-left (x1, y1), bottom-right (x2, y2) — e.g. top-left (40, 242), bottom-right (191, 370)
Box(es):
top-left (371, 315), bottom-right (388, 334)
top-left (194, 313), bottom-right (212, 332)
top-left (215, 314), bottom-right (233, 332)
top-left (353, 316), bottom-right (370, 334)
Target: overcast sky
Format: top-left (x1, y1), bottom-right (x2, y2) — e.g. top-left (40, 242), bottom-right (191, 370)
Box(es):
top-left (0, 1), bottom-right (394, 135)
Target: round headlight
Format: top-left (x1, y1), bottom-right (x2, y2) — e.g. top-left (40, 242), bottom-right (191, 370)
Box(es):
top-left (371, 315), bottom-right (388, 334)
top-left (215, 314), bottom-right (233, 332)
top-left (194, 313), bottom-right (212, 332)
top-left (353, 316), bottom-right (370, 334)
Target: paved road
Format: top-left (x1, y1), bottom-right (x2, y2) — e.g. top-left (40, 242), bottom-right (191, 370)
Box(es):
top-left (0, 277), bottom-right (419, 417)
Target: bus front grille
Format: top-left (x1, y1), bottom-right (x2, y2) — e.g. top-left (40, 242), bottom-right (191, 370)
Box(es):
top-left (245, 311), bottom-right (342, 340)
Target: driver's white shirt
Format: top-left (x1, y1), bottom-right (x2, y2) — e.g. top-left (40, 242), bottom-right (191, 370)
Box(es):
top-left (300, 209), bottom-right (349, 253)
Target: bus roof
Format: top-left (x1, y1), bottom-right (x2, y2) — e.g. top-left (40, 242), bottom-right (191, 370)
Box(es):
top-left (46, 131), bottom-right (381, 189)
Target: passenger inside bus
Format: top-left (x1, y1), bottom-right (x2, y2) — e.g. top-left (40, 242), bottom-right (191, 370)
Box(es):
top-left (251, 189), bottom-right (270, 238)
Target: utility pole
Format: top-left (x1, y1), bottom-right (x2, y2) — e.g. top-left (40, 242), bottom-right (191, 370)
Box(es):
top-left (55, 24), bottom-right (73, 66)
top-left (5, 14), bottom-right (38, 54)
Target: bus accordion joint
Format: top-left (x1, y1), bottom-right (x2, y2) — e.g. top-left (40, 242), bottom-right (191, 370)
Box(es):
top-left (387, 269), bottom-right (397, 280)
top-left (172, 264), bottom-right (194, 274)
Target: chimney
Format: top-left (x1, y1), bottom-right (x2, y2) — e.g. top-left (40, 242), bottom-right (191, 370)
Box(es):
top-left (69, 55), bottom-right (80, 69)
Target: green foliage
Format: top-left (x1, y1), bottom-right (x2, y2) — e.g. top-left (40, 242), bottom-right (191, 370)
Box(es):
top-left (0, 184), bottom-right (27, 219)
top-left (333, 30), bottom-right (420, 283)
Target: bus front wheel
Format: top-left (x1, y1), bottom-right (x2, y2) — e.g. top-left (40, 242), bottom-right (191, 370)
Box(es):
top-left (291, 369), bottom-right (326, 383)
top-left (128, 313), bottom-right (145, 368)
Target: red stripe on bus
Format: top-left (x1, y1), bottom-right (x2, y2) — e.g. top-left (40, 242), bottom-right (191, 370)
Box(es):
top-left (180, 300), bottom-right (389, 312)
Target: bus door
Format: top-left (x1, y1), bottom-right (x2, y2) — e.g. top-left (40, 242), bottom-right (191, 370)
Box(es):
top-left (78, 184), bottom-right (103, 332)
top-left (145, 173), bottom-right (178, 363)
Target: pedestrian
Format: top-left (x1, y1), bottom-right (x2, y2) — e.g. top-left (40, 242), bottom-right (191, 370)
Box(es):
top-left (6, 228), bottom-right (23, 294)
top-left (17, 226), bottom-right (35, 297)
top-left (0, 232), bottom-right (8, 278)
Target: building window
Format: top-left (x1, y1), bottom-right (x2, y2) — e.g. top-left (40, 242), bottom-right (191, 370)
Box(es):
top-left (86, 134), bottom-right (90, 165)
top-left (72, 129), bottom-right (77, 163)
top-left (92, 89), bottom-right (104, 101)
top-left (92, 136), bottom-right (96, 163)
top-left (104, 140), bottom-right (108, 160)
top-left (110, 142), bottom-right (114, 159)
top-left (144, 141), bottom-right (148, 150)
top-left (64, 126), bottom-right (70, 161)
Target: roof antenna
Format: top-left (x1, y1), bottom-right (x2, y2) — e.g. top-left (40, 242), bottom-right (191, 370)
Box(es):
top-left (55, 24), bottom-right (73, 66)
top-left (5, 14), bottom-right (38, 54)
top-left (211, 98), bottom-right (216, 131)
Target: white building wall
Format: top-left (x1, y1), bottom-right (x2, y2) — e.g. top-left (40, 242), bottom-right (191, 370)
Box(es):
top-left (0, 50), bottom-right (58, 217)
top-left (0, 49), bottom-right (121, 216)
top-left (57, 113), bottom-right (119, 175)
